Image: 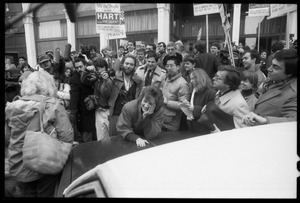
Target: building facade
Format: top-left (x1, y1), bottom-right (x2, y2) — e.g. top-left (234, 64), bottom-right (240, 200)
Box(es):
top-left (5, 3), bottom-right (297, 67)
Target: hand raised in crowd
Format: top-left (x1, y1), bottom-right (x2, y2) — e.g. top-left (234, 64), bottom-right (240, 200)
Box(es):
top-left (136, 138), bottom-right (149, 147)
top-left (100, 71), bottom-right (109, 80)
top-left (142, 103), bottom-right (156, 119)
top-left (86, 65), bottom-right (95, 71)
top-left (242, 112), bottom-right (268, 126)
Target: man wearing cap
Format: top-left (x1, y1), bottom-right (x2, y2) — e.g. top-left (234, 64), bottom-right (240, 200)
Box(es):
top-left (37, 54), bottom-right (64, 82)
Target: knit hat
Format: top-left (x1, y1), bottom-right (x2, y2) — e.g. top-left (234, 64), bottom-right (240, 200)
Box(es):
top-left (37, 54), bottom-right (51, 64)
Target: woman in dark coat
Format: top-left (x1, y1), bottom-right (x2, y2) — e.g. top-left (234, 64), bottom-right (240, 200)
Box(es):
top-left (179, 68), bottom-right (216, 135)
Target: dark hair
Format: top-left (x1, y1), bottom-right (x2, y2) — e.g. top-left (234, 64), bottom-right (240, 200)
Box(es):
top-left (183, 54), bottom-right (195, 64)
top-left (74, 57), bottom-right (87, 66)
top-left (271, 41), bottom-right (284, 53)
top-left (145, 50), bottom-right (158, 62)
top-left (163, 55), bottom-right (180, 67)
top-left (211, 42), bottom-right (220, 50)
top-left (194, 40), bottom-right (206, 53)
top-left (121, 54), bottom-right (136, 66)
top-left (94, 57), bottom-right (108, 71)
top-left (88, 44), bottom-right (98, 52)
top-left (244, 50), bottom-right (260, 64)
top-left (18, 56), bottom-right (27, 61)
top-left (274, 49), bottom-right (298, 77)
top-left (218, 65), bottom-right (241, 91)
top-left (260, 49), bottom-right (268, 56)
top-left (158, 42), bottom-right (166, 49)
top-left (241, 71), bottom-right (259, 89)
top-left (136, 48), bottom-right (146, 55)
top-left (118, 46), bottom-right (125, 50)
top-left (127, 40), bottom-right (135, 47)
top-left (138, 85), bottom-right (164, 112)
top-left (147, 43), bottom-right (156, 51)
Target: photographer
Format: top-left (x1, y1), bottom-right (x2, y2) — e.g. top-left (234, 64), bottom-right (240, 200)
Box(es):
top-left (81, 58), bottom-right (114, 141)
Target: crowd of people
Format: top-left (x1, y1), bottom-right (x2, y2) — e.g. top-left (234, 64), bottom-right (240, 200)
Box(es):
top-left (5, 38), bottom-right (298, 197)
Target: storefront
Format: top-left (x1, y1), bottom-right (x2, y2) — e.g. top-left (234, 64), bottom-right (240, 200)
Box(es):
top-left (5, 3), bottom-right (297, 67)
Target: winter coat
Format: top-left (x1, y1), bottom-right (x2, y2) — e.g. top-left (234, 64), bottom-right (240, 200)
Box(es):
top-left (135, 64), bottom-right (167, 90)
top-left (187, 87), bottom-right (216, 134)
top-left (162, 73), bottom-right (190, 131)
top-left (5, 94), bottom-right (73, 182)
top-left (116, 99), bottom-right (164, 143)
top-left (254, 77), bottom-right (297, 123)
top-left (69, 71), bottom-right (95, 132)
top-left (215, 90), bottom-right (251, 128)
top-left (194, 52), bottom-right (220, 79)
top-left (108, 70), bottom-right (143, 116)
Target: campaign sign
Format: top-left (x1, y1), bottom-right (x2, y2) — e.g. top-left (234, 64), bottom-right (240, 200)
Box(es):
top-left (96, 12), bottom-right (120, 24)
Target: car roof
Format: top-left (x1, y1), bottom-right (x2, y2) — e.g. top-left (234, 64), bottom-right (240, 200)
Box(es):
top-left (64, 122), bottom-right (298, 198)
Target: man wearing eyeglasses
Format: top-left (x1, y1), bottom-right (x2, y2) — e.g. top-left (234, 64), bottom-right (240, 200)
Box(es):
top-left (161, 55), bottom-right (189, 132)
top-left (212, 65), bottom-right (250, 129)
top-left (162, 41), bottom-right (183, 69)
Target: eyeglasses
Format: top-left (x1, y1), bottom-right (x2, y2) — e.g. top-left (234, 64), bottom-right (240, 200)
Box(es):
top-left (167, 48), bottom-right (175, 51)
top-left (213, 74), bottom-right (224, 81)
top-left (165, 64), bottom-right (176, 69)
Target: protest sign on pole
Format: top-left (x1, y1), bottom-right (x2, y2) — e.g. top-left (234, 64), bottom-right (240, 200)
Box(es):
top-left (95, 3), bottom-right (121, 34)
top-left (193, 4), bottom-right (220, 53)
top-left (218, 4), bottom-right (234, 67)
top-left (108, 11), bottom-right (127, 40)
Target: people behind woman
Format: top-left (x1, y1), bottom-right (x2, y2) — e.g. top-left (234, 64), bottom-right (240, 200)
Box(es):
top-left (116, 86), bottom-right (164, 147)
top-left (5, 70), bottom-right (74, 197)
top-left (239, 71), bottom-right (259, 111)
top-left (259, 50), bottom-right (268, 77)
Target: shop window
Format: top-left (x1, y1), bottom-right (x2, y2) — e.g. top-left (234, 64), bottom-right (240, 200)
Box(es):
top-left (38, 21), bottom-right (62, 39)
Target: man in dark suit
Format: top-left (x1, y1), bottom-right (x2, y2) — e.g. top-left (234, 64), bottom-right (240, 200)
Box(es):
top-left (193, 40), bottom-right (220, 79)
top-left (69, 57), bottom-right (96, 143)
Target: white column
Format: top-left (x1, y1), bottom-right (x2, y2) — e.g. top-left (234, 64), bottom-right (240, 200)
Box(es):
top-left (22, 3), bottom-right (37, 67)
top-left (64, 9), bottom-right (76, 51)
top-left (157, 3), bottom-right (170, 44)
top-left (232, 4), bottom-right (241, 46)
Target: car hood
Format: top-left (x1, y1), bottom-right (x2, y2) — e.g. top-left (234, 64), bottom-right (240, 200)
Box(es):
top-left (63, 122), bottom-right (298, 198)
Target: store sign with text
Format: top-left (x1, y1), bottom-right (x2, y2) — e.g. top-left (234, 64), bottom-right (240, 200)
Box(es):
top-left (193, 4), bottom-right (220, 16)
top-left (248, 4), bottom-right (270, 17)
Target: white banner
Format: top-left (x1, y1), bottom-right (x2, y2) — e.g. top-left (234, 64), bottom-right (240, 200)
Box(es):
top-left (193, 4), bottom-right (220, 16)
top-left (248, 4), bottom-right (270, 17)
top-left (268, 4), bottom-right (297, 19)
top-left (95, 3), bottom-right (120, 13)
top-left (108, 24), bottom-right (126, 39)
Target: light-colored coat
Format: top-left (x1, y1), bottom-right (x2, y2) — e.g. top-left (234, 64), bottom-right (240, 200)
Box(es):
top-left (216, 90), bottom-right (251, 128)
top-left (162, 73), bottom-right (189, 131)
top-left (135, 64), bottom-right (166, 90)
top-left (5, 95), bottom-right (73, 182)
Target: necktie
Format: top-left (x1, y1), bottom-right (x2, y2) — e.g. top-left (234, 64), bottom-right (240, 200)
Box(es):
top-left (144, 69), bottom-right (152, 86)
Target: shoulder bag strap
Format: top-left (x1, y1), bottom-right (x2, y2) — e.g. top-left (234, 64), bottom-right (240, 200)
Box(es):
top-left (39, 96), bottom-right (46, 133)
